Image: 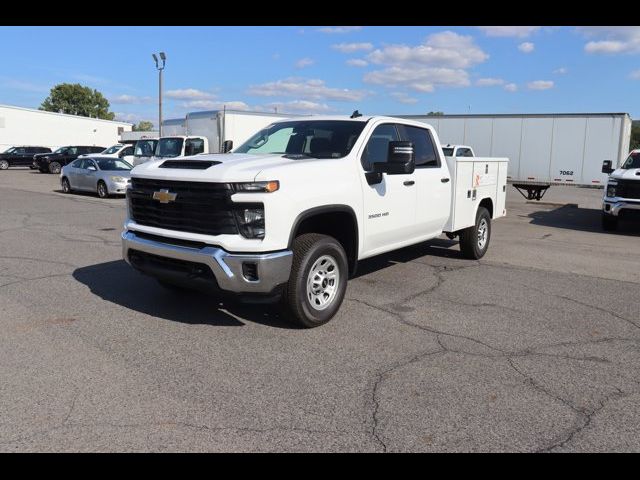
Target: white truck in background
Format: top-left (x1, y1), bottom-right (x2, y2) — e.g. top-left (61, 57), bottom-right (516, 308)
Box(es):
top-left (122, 115), bottom-right (508, 328)
top-left (442, 144), bottom-right (475, 157)
top-left (601, 150), bottom-right (640, 230)
top-left (134, 110), bottom-right (299, 166)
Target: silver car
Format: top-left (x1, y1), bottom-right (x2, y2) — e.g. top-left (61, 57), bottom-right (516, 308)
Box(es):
top-left (60, 156), bottom-right (132, 198)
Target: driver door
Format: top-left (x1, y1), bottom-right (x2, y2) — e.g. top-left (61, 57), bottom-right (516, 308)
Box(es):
top-left (358, 122), bottom-right (417, 256)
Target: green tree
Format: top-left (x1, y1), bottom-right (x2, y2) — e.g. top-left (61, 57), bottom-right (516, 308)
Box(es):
top-left (631, 121), bottom-right (640, 150)
top-left (427, 111), bottom-right (444, 116)
top-left (132, 120), bottom-right (155, 132)
top-left (40, 83), bottom-right (115, 120)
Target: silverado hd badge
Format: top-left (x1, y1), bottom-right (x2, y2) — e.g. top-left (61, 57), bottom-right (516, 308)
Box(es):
top-left (152, 189), bottom-right (177, 204)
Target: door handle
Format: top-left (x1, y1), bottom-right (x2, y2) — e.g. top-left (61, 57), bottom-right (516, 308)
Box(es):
top-left (403, 180), bottom-right (415, 186)
top-left (441, 178), bottom-right (450, 183)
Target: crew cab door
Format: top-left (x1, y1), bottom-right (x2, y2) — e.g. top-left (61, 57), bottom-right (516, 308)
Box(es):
top-left (398, 124), bottom-right (451, 237)
top-left (358, 122), bottom-right (417, 255)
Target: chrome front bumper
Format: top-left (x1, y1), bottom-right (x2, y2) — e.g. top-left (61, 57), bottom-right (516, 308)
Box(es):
top-left (122, 230), bottom-right (293, 294)
top-left (603, 198), bottom-right (640, 216)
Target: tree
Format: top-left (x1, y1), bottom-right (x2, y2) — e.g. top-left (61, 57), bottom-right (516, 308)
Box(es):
top-left (631, 121), bottom-right (640, 150)
top-left (40, 83), bottom-right (115, 120)
top-left (427, 111), bottom-right (444, 116)
top-left (132, 120), bottom-right (155, 132)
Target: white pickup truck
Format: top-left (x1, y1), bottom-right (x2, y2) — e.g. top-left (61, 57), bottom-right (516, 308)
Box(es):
top-left (122, 116), bottom-right (508, 327)
top-left (601, 150), bottom-right (640, 230)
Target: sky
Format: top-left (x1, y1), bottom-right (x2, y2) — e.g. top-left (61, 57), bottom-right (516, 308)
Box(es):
top-left (1, 26), bottom-right (640, 126)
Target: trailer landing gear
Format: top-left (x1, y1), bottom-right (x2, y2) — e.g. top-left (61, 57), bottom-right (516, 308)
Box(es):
top-left (512, 183), bottom-right (550, 201)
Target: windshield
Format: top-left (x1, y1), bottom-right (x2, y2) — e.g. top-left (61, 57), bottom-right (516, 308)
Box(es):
top-left (52, 147), bottom-right (68, 154)
top-left (442, 147), bottom-right (454, 156)
top-left (4, 147), bottom-right (16, 154)
top-left (134, 139), bottom-right (158, 157)
top-left (155, 138), bottom-right (184, 158)
top-left (94, 158), bottom-right (132, 171)
top-left (234, 120), bottom-right (367, 158)
top-left (622, 152), bottom-right (640, 169)
top-left (103, 145), bottom-right (123, 155)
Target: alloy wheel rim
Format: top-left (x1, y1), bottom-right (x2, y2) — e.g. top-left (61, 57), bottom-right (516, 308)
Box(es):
top-left (0, 160), bottom-right (8, 169)
top-left (477, 218), bottom-right (488, 250)
top-left (306, 255), bottom-right (340, 311)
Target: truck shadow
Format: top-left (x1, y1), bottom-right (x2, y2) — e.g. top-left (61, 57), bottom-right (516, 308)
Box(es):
top-left (72, 260), bottom-right (292, 329)
top-left (526, 204), bottom-right (640, 236)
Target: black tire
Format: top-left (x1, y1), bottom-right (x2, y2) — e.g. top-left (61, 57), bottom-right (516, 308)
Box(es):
top-left (601, 213), bottom-right (618, 231)
top-left (0, 160), bottom-right (9, 170)
top-left (281, 233), bottom-right (348, 328)
top-left (97, 181), bottom-right (109, 198)
top-left (459, 206), bottom-right (491, 260)
top-left (61, 177), bottom-right (72, 193)
top-left (48, 162), bottom-right (62, 174)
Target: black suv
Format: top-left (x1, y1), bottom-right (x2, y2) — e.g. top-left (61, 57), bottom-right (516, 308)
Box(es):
top-left (0, 146), bottom-right (52, 170)
top-left (33, 146), bottom-right (105, 174)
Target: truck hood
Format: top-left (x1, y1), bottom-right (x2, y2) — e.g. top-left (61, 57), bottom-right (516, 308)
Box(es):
top-left (611, 168), bottom-right (640, 181)
top-left (130, 153), bottom-right (336, 182)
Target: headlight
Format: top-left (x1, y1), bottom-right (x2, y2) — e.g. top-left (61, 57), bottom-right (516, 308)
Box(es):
top-left (234, 205), bottom-right (265, 239)
top-left (232, 181), bottom-right (279, 193)
top-left (606, 181), bottom-right (617, 198)
top-left (110, 176), bottom-right (128, 183)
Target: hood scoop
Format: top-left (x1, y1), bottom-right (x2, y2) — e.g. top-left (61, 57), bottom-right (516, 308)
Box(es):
top-left (159, 160), bottom-right (221, 170)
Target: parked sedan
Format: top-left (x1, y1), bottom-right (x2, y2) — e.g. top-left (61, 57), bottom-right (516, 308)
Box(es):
top-left (60, 156), bottom-right (132, 198)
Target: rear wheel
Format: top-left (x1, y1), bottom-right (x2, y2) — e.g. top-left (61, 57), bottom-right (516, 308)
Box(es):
top-left (48, 162), bottom-right (62, 174)
top-left (601, 213), bottom-right (618, 231)
top-left (281, 233), bottom-right (348, 328)
top-left (97, 181), bottom-right (109, 198)
top-left (0, 160), bottom-right (9, 170)
top-left (459, 206), bottom-right (491, 259)
top-left (61, 177), bottom-right (72, 193)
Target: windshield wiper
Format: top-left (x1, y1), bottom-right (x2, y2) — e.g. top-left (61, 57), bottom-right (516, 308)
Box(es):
top-left (282, 153), bottom-right (321, 159)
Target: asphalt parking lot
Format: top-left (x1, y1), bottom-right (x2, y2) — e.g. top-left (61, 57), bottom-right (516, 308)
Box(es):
top-left (1, 168), bottom-right (639, 452)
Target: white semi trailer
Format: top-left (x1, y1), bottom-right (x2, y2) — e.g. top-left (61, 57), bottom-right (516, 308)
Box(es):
top-left (398, 113), bottom-right (632, 200)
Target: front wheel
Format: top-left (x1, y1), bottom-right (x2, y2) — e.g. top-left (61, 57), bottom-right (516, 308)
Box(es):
top-left (97, 181), bottom-right (109, 198)
top-left (281, 233), bottom-right (348, 328)
top-left (459, 206), bottom-right (491, 259)
top-left (0, 160), bottom-right (9, 170)
top-left (48, 162), bottom-right (62, 174)
top-left (61, 177), bottom-right (72, 193)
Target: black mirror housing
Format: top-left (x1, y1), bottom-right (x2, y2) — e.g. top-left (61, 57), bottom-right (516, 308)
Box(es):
top-left (372, 141), bottom-right (415, 175)
top-left (222, 140), bottom-right (233, 153)
top-left (602, 160), bottom-right (614, 174)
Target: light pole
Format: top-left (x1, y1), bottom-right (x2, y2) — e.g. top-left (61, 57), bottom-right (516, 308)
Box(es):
top-left (152, 52), bottom-right (166, 137)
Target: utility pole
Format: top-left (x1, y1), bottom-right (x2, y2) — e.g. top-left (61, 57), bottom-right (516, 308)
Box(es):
top-left (152, 52), bottom-right (166, 137)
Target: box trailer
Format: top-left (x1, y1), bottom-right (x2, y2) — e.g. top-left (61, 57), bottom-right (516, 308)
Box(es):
top-left (161, 118), bottom-right (186, 137)
top-left (397, 113), bottom-right (632, 200)
top-left (183, 109), bottom-right (300, 154)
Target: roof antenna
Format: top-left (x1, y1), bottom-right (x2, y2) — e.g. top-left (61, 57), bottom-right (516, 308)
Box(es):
top-left (350, 110), bottom-right (362, 119)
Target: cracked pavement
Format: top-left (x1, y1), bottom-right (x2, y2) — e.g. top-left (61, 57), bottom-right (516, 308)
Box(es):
top-left (1, 169), bottom-right (639, 452)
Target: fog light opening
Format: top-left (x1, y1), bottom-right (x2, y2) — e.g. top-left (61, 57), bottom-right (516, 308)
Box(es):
top-left (242, 262), bottom-right (259, 282)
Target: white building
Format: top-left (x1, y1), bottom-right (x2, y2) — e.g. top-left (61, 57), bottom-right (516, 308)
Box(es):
top-left (0, 104), bottom-right (133, 151)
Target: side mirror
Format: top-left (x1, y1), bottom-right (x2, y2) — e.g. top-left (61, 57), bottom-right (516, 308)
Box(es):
top-left (222, 140), bottom-right (233, 153)
top-left (87, 165), bottom-right (97, 171)
top-left (602, 160), bottom-right (614, 174)
top-left (372, 141), bottom-right (415, 175)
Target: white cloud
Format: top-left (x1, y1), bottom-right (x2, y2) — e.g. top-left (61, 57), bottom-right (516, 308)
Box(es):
top-left (363, 31), bottom-right (487, 92)
top-left (368, 31), bottom-right (488, 69)
top-left (332, 42), bottom-right (373, 53)
top-left (579, 26), bottom-right (640, 54)
top-left (476, 78), bottom-right (505, 87)
top-left (527, 80), bottom-right (554, 90)
top-left (518, 42), bottom-right (535, 53)
top-left (265, 100), bottom-right (332, 114)
top-left (165, 88), bottom-right (216, 100)
top-left (110, 94), bottom-right (153, 104)
top-left (553, 67), bottom-right (568, 74)
top-left (295, 58), bottom-right (314, 69)
top-left (317, 26), bottom-right (362, 34)
top-left (346, 59), bottom-right (368, 67)
top-left (504, 83), bottom-right (518, 92)
top-left (247, 77), bottom-right (368, 102)
top-left (390, 92), bottom-right (419, 105)
top-left (477, 26), bottom-right (541, 38)
top-left (629, 70), bottom-right (640, 79)
top-left (114, 112), bottom-right (152, 124)
top-left (182, 100), bottom-right (250, 110)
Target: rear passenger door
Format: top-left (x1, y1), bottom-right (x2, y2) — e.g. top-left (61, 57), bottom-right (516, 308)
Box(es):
top-left (16, 148), bottom-right (32, 166)
top-left (399, 124), bottom-right (451, 237)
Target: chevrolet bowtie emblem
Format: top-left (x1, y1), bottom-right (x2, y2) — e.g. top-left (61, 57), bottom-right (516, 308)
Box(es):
top-left (152, 189), bottom-right (177, 204)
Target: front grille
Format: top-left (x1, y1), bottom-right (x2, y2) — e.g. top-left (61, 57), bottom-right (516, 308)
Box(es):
top-left (129, 178), bottom-right (238, 236)
top-left (616, 180), bottom-right (640, 200)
